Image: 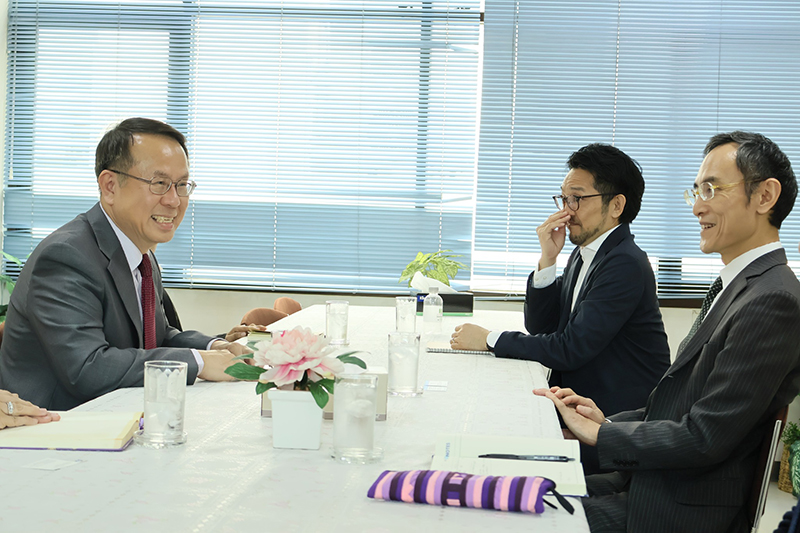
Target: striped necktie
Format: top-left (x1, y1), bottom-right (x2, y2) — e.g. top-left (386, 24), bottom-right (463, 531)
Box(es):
top-left (677, 276), bottom-right (723, 354)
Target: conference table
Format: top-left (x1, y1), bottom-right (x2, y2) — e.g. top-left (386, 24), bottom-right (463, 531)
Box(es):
top-left (0, 305), bottom-right (590, 532)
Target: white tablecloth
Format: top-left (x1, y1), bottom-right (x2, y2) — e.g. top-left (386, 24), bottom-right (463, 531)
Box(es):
top-left (0, 305), bottom-right (589, 532)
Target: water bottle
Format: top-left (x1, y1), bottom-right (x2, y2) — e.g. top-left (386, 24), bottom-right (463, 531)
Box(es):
top-left (422, 286), bottom-right (444, 335)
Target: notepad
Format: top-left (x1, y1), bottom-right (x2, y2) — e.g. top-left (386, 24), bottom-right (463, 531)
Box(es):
top-left (430, 433), bottom-right (587, 497)
top-left (0, 411), bottom-right (143, 452)
top-left (426, 340), bottom-right (492, 356)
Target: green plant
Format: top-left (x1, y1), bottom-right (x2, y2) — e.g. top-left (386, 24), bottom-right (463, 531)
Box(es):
top-left (783, 421), bottom-right (800, 448)
top-left (399, 250), bottom-right (468, 287)
top-left (0, 251), bottom-right (22, 322)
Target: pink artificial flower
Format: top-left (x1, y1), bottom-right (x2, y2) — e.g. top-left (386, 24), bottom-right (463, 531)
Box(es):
top-left (255, 326), bottom-right (345, 387)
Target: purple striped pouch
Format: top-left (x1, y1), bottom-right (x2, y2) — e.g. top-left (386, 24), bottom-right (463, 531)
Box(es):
top-left (367, 470), bottom-right (574, 514)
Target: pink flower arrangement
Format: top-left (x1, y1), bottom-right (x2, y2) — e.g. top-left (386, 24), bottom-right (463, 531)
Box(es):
top-left (225, 326), bottom-right (365, 408)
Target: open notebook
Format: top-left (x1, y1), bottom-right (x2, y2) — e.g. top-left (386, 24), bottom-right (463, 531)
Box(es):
top-left (430, 433), bottom-right (587, 497)
top-left (426, 340), bottom-right (492, 356)
top-left (0, 411), bottom-right (143, 452)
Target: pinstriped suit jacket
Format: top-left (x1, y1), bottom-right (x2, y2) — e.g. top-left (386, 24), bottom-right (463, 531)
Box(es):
top-left (0, 203), bottom-right (216, 411)
top-left (594, 248), bottom-right (800, 533)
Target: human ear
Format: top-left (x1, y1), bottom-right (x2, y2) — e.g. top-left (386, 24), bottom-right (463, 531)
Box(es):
top-left (754, 178), bottom-right (781, 215)
top-left (97, 169), bottom-right (119, 204)
top-left (611, 194), bottom-right (626, 220)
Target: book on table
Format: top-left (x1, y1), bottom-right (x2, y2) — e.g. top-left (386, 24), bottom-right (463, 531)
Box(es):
top-left (0, 411), bottom-right (143, 451)
top-left (426, 340), bottom-right (492, 356)
top-left (430, 433), bottom-right (587, 497)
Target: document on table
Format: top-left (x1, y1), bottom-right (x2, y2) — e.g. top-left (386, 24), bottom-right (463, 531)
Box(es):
top-left (430, 433), bottom-right (587, 497)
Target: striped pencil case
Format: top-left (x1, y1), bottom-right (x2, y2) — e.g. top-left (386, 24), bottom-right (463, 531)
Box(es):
top-left (367, 469), bottom-right (574, 514)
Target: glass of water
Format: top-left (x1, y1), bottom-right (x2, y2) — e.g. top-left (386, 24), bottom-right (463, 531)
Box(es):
top-left (331, 373), bottom-right (383, 464)
top-left (387, 331), bottom-right (421, 397)
top-left (135, 360), bottom-right (188, 448)
top-left (395, 296), bottom-right (417, 333)
top-left (326, 300), bottom-right (349, 345)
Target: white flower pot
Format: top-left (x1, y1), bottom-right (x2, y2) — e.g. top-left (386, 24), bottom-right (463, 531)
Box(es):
top-left (267, 389), bottom-right (323, 450)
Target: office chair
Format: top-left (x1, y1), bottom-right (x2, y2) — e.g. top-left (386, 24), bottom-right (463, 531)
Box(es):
top-left (273, 297), bottom-right (302, 316)
top-left (749, 404), bottom-right (789, 533)
top-left (240, 307), bottom-right (288, 327)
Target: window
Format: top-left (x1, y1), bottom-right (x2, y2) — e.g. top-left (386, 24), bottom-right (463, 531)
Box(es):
top-left (5, 0), bottom-right (482, 292)
top-left (6, 1), bottom-right (800, 298)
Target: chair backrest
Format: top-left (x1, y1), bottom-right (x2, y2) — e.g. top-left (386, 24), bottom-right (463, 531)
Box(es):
top-left (749, 404), bottom-right (789, 533)
top-left (241, 307), bottom-right (288, 327)
top-left (273, 297), bottom-right (302, 316)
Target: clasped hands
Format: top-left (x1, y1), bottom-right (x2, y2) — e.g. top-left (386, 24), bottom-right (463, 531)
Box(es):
top-left (533, 386), bottom-right (605, 446)
top-left (198, 339), bottom-right (255, 382)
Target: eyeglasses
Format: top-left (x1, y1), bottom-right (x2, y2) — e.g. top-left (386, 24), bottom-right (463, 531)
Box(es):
top-left (108, 169), bottom-right (197, 197)
top-left (552, 193), bottom-right (618, 211)
top-left (683, 180), bottom-right (743, 206)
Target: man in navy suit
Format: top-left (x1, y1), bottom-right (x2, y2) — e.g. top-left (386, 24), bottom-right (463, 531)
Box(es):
top-left (539, 132), bottom-right (800, 533)
top-left (451, 143), bottom-right (670, 419)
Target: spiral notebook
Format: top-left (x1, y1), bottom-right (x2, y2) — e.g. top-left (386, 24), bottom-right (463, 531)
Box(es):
top-left (426, 340), bottom-right (492, 356)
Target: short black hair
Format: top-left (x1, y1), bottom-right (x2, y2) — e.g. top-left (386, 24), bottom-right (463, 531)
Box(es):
top-left (95, 117), bottom-right (188, 178)
top-left (567, 143), bottom-right (644, 224)
top-left (704, 131), bottom-right (796, 229)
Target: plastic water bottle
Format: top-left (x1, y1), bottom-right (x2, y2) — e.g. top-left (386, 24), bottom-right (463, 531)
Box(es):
top-left (422, 286), bottom-right (444, 335)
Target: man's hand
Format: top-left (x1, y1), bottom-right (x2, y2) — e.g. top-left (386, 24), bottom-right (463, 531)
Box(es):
top-left (211, 339), bottom-right (254, 358)
top-left (536, 210), bottom-right (571, 270)
top-left (224, 324), bottom-right (267, 342)
top-left (451, 323), bottom-right (490, 351)
top-left (197, 349), bottom-right (240, 381)
top-left (533, 387), bottom-right (602, 446)
top-left (0, 389), bottom-right (61, 430)
top-left (543, 386), bottom-right (606, 424)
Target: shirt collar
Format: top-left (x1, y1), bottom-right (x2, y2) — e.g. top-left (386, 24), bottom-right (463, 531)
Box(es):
top-left (719, 241), bottom-right (783, 289)
top-left (100, 204), bottom-right (146, 273)
top-left (579, 224), bottom-right (621, 263)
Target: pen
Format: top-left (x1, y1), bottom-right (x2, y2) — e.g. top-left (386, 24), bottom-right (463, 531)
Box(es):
top-left (478, 453), bottom-right (573, 462)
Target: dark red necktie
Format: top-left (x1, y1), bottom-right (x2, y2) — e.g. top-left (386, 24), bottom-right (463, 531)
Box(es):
top-left (138, 254), bottom-right (157, 350)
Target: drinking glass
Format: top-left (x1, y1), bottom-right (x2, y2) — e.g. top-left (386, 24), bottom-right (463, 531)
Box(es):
top-left (326, 300), bottom-right (349, 345)
top-left (331, 373), bottom-right (383, 464)
top-left (135, 360), bottom-right (188, 448)
top-left (395, 296), bottom-right (417, 333)
top-left (387, 331), bottom-right (421, 397)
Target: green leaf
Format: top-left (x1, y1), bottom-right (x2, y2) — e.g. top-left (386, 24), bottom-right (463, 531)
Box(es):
top-left (308, 381), bottom-right (330, 409)
top-left (224, 362), bottom-right (267, 380)
top-left (2, 251), bottom-right (22, 266)
top-left (317, 378), bottom-right (335, 395)
top-left (256, 381), bottom-right (276, 395)
top-left (337, 354), bottom-right (367, 369)
top-left (231, 353), bottom-right (254, 361)
top-left (791, 440), bottom-right (800, 496)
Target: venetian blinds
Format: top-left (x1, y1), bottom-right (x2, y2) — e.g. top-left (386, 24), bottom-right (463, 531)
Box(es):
top-left (475, 0), bottom-right (800, 298)
top-left (4, 0), bottom-right (482, 292)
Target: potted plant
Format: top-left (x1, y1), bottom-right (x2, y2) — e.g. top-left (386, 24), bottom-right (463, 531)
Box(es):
top-left (399, 249), bottom-right (467, 287)
top-left (224, 326), bottom-right (365, 449)
top-left (780, 421), bottom-right (800, 494)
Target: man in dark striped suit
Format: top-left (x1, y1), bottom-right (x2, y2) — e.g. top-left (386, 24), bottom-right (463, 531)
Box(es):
top-left (538, 131), bottom-right (800, 533)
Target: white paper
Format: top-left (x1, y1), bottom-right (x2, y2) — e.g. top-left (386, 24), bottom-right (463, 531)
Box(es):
top-left (410, 271), bottom-right (459, 294)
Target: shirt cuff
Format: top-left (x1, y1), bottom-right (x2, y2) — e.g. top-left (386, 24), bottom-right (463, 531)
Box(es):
top-left (486, 331), bottom-right (501, 354)
top-left (191, 349), bottom-right (204, 375)
top-left (532, 264), bottom-right (557, 288)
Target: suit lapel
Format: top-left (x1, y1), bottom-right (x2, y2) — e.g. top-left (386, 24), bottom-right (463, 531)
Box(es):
top-left (86, 204), bottom-right (143, 343)
top-left (665, 249), bottom-right (787, 377)
top-left (573, 223), bottom-right (631, 303)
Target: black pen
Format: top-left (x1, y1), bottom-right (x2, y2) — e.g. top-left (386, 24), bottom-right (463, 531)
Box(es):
top-left (478, 453), bottom-right (573, 462)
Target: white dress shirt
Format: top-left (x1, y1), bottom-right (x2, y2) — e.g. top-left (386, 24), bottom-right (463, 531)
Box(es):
top-left (100, 205), bottom-right (208, 372)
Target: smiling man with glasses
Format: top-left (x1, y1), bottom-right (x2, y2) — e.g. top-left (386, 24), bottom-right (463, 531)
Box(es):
top-left (0, 117), bottom-right (249, 410)
top-left (451, 143), bottom-right (670, 473)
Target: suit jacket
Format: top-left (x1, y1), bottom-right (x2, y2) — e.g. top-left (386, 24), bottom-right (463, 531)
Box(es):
top-left (595, 249), bottom-right (800, 533)
top-left (0, 203), bottom-right (217, 410)
top-left (494, 224), bottom-right (670, 416)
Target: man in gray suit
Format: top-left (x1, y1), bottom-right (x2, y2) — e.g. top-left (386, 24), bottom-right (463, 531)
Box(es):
top-left (537, 131), bottom-right (800, 532)
top-left (0, 118), bottom-right (247, 410)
